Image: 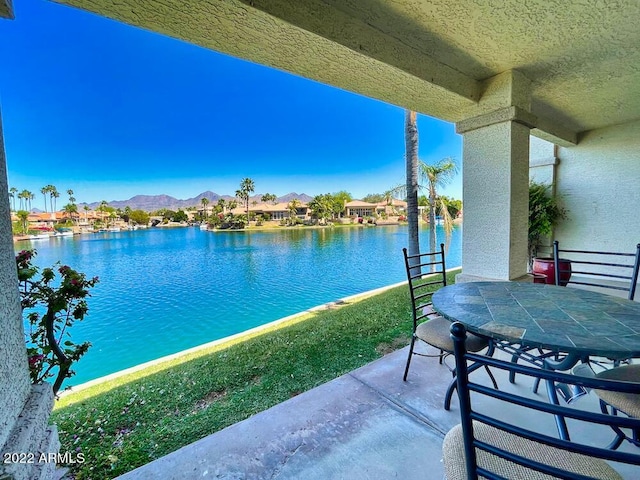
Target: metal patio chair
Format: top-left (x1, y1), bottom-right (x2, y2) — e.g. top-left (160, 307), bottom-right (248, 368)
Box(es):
top-left (401, 246), bottom-right (496, 410)
top-left (443, 322), bottom-right (640, 480)
top-left (553, 240), bottom-right (640, 299)
top-left (594, 363), bottom-right (640, 450)
top-left (508, 240), bottom-right (640, 388)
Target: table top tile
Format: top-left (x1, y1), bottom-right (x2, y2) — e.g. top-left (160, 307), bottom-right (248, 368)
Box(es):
top-left (432, 281), bottom-right (640, 359)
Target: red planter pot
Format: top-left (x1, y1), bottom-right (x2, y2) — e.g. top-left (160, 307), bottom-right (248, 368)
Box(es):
top-left (532, 258), bottom-right (572, 286)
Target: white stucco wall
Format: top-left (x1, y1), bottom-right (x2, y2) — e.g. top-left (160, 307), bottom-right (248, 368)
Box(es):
top-left (461, 120), bottom-right (530, 281)
top-left (529, 136), bottom-right (556, 186)
top-left (554, 120), bottom-right (640, 252)
top-left (0, 119), bottom-right (31, 450)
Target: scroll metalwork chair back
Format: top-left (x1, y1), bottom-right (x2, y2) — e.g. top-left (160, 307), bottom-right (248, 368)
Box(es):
top-left (401, 246), bottom-right (496, 410)
top-left (402, 244), bottom-right (450, 380)
top-left (444, 322), bottom-right (640, 480)
top-left (553, 240), bottom-right (640, 300)
top-left (509, 241), bottom-right (640, 388)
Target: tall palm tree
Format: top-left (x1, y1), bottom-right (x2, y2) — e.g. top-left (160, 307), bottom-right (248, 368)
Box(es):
top-left (420, 157), bottom-right (458, 254)
top-left (41, 186), bottom-right (49, 212)
top-left (405, 110), bottom-right (420, 262)
top-left (236, 177), bottom-right (255, 224)
top-left (201, 197), bottom-right (209, 220)
top-left (19, 190), bottom-right (31, 211)
top-left (9, 187), bottom-right (17, 211)
top-left (44, 185), bottom-right (54, 212)
top-left (51, 188), bottom-right (60, 213)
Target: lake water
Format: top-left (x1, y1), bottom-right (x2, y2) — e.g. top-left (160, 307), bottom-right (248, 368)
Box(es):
top-left (15, 224), bottom-right (461, 386)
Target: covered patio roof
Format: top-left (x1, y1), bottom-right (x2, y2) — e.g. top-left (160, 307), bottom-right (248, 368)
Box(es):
top-left (51, 0), bottom-right (640, 146)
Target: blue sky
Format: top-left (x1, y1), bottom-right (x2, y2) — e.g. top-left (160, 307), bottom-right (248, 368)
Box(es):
top-left (1, 0), bottom-right (462, 208)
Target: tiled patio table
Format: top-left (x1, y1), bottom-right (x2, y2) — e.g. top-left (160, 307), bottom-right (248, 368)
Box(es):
top-left (432, 281), bottom-right (640, 440)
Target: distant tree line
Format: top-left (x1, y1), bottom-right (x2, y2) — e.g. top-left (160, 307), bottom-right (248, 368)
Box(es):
top-left (10, 175), bottom-right (462, 235)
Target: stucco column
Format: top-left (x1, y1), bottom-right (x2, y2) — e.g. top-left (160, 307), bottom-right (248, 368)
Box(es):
top-left (454, 71), bottom-right (535, 282)
top-left (0, 112), bottom-right (31, 450)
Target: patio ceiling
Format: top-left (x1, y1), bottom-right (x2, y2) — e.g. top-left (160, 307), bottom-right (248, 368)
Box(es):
top-left (51, 0), bottom-right (640, 145)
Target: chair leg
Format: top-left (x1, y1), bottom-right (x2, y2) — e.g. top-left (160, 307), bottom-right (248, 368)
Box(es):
top-left (444, 376), bottom-right (456, 411)
top-left (484, 366), bottom-right (499, 390)
top-left (533, 377), bottom-right (541, 394)
top-left (444, 358), bottom-right (498, 411)
top-left (483, 340), bottom-right (499, 390)
top-left (600, 400), bottom-right (627, 450)
top-left (403, 335), bottom-right (417, 381)
top-left (509, 351), bottom-right (521, 384)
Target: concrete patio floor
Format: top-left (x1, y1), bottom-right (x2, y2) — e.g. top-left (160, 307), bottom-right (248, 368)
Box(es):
top-left (117, 345), bottom-right (639, 479)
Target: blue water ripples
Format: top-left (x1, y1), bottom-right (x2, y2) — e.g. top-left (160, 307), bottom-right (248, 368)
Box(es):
top-left (15, 224), bottom-right (461, 386)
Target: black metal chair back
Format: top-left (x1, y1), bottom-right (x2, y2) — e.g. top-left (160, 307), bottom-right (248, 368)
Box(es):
top-left (553, 240), bottom-right (640, 300)
top-left (447, 322), bottom-right (640, 479)
top-left (403, 244), bottom-right (447, 330)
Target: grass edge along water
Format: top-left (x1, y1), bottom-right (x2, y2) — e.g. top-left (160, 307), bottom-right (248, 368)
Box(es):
top-left (52, 270), bottom-right (459, 479)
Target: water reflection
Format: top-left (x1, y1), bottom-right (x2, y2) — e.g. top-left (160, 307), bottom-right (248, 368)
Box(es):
top-left (15, 224), bottom-right (461, 385)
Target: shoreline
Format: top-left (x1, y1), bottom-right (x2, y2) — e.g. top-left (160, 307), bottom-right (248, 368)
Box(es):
top-left (58, 278), bottom-right (412, 397)
top-left (13, 217), bottom-right (462, 242)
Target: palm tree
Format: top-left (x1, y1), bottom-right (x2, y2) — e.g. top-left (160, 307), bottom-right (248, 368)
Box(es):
top-left (261, 193), bottom-right (277, 205)
top-left (420, 157), bottom-right (458, 254)
top-left (309, 194), bottom-right (334, 225)
top-left (217, 198), bottom-right (226, 215)
top-left (51, 188), bottom-right (60, 213)
top-left (41, 186), bottom-right (49, 212)
top-left (44, 184), bottom-right (54, 212)
top-left (287, 198), bottom-right (301, 225)
top-left (97, 200), bottom-right (108, 225)
top-left (201, 197), bottom-right (209, 220)
top-left (19, 190), bottom-right (32, 211)
top-left (63, 203), bottom-right (78, 222)
top-left (236, 177), bottom-right (255, 225)
top-left (27, 191), bottom-right (34, 212)
top-left (405, 110), bottom-right (420, 262)
top-left (9, 187), bottom-right (17, 211)
top-left (83, 205), bottom-right (90, 224)
top-left (16, 210), bottom-right (29, 234)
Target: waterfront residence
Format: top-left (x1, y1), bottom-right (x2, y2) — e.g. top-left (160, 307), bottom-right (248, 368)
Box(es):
top-left (228, 201), bottom-right (311, 222)
top-left (344, 199), bottom-right (407, 219)
top-left (1, 2), bottom-right (640, 479)
top-left (377, 198), bottom-right (407, 216)
top-left (345, 200), bottom-right (377, 218)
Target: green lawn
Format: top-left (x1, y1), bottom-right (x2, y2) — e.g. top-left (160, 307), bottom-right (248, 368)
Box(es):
top-left (52, 270), bottom-right (458, 479)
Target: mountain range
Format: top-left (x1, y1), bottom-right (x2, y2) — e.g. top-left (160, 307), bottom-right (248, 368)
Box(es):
top-left (81, 191), bottom-right (314, 211)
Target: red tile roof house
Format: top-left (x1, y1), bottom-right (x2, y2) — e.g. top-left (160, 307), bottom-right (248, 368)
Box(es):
top-left (1, 2), bottom-right (639, 479)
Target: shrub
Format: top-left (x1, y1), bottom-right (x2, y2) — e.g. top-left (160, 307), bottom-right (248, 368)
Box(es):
top-left (17, 249), bottom-right (98, 394)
